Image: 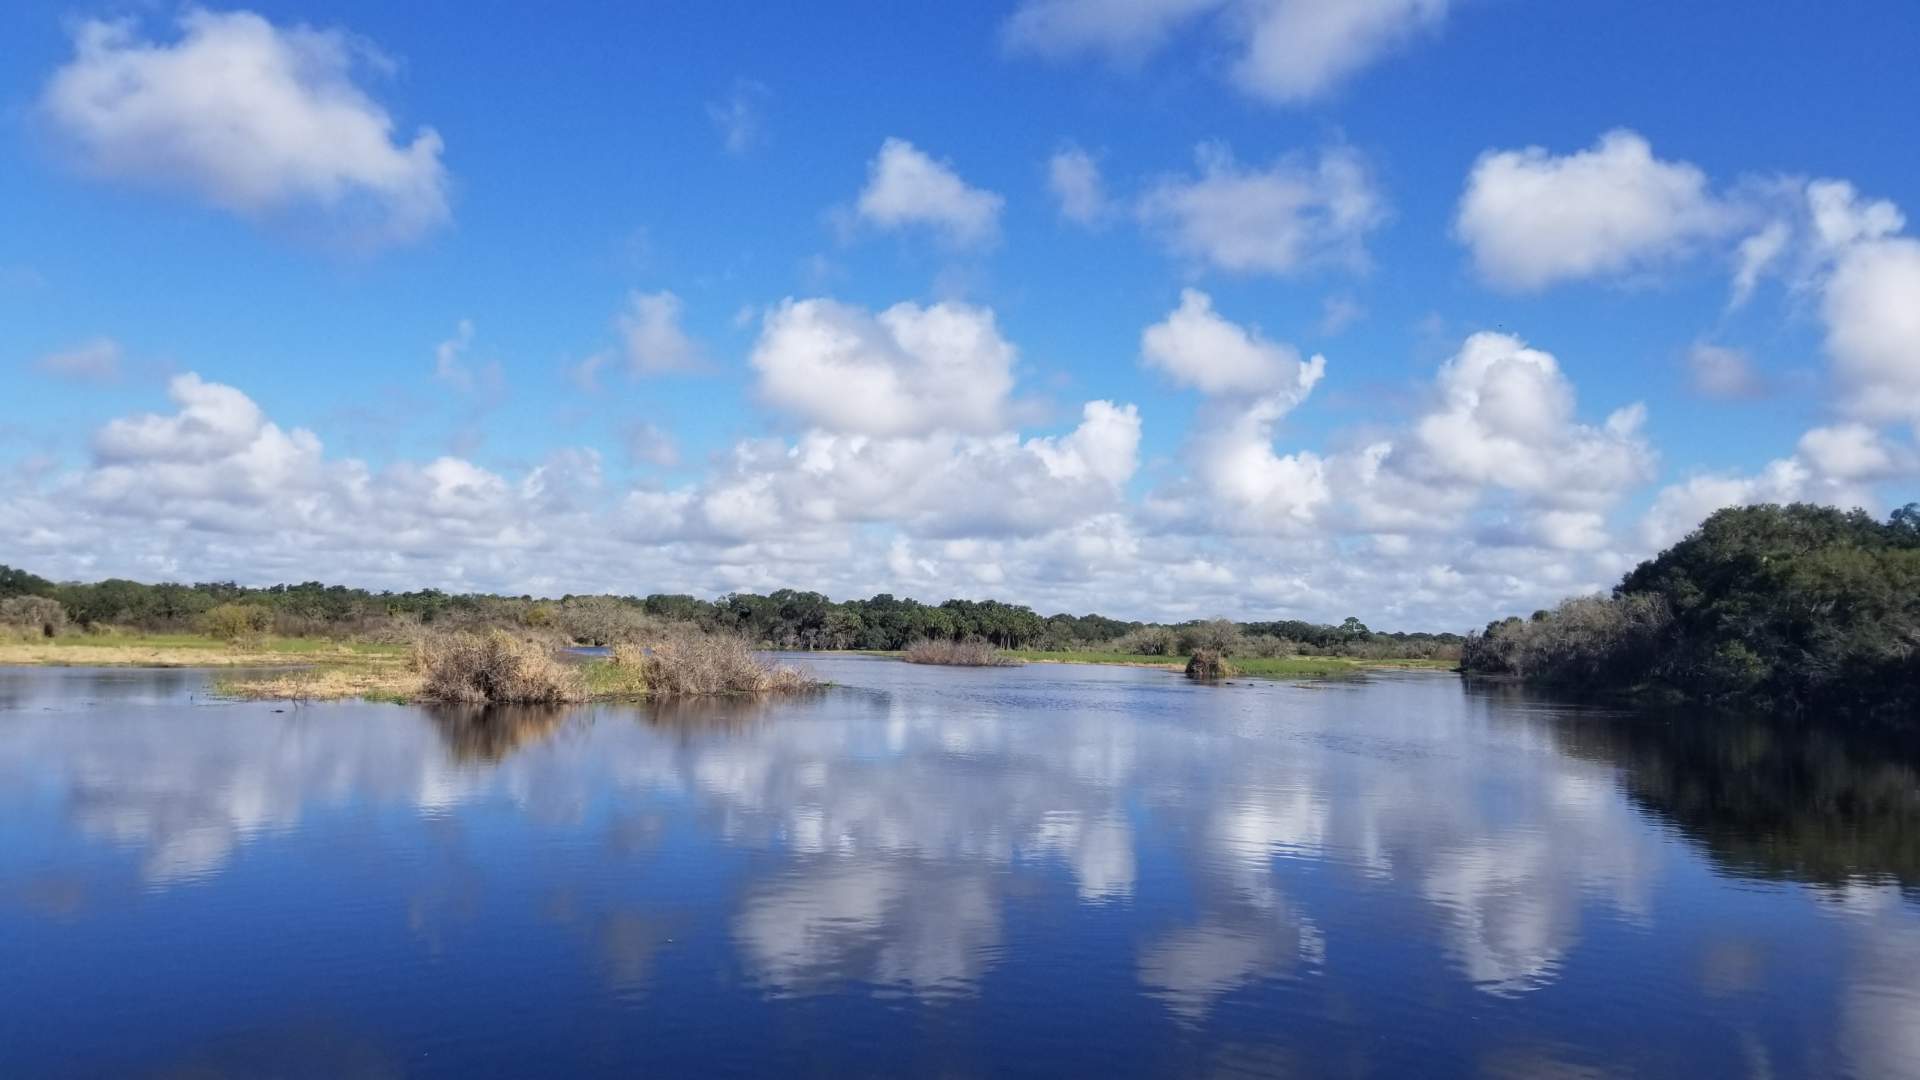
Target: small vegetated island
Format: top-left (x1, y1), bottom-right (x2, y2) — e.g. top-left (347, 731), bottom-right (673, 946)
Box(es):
top-left (0, 563), bottom-right (1461, 701)
top-left (1465, 503), bottom-right (1920, 717)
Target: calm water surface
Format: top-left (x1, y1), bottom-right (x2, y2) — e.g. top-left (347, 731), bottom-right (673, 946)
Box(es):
top-left (3, 657), bottom-right (1918, 1078)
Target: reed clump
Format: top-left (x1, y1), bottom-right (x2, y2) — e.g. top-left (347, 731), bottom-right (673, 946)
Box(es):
top-left (903, 637), bottom-right (1019, 666)
top-left (413, 630), bottom-right (587, 704)
top-left (1185, 649), bottom-right (1233, 680)
top-left (635, 630), bottom-right (817, 695)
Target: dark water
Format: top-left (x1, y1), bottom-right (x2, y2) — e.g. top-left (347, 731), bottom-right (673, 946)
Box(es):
top-left (3, 658), bottom-right (1918, 1079)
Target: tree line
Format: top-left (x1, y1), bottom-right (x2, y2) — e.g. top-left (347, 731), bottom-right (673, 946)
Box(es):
top-left (0, 564), bottom-right (1459, 656)
top-left (1464, 503), bottom-right (1920, 717)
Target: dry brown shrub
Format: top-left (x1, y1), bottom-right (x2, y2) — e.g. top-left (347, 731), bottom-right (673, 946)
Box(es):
top-left (0, 596), bottom-right (67, 639)
top-left (413, 630), bottom-right (587, 704)
top-left (1185, 648), bottom-right (1233, 680)
top-left (638, 630), bottom-right (816, 695)
top-left (903, 637), bottom-right (1018, 666)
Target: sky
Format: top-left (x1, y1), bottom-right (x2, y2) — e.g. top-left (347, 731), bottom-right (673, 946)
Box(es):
top-left (2, 0), bottom-right (1918, 629)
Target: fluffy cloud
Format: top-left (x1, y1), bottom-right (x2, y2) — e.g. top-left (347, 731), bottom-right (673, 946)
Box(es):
top-left (1004, 0), bottom-right (1451, 104)
top-left (1142, 289), bottom-right (1320, 395)
top-left (1810, 183), bottom-right (1920, 428)
top-left (1456, 131), bottom-right (1734, 291)
top-left (1136, 298), bottom-right (1651, 558)
top-left (854, 139), bottom-right (1003, 247)
top-left (1639, 422), bottom-right (1916, 549)
top-left (1049, 145), bottom-right (1112, 226)
top-left (1401, 333), bottom-right (1654, 512)
top-left (750, 298), bottom-right (1017, 437)
top-left (1140, 291), bottom-right (1330, 533)
top-left (41, 9), bottom-right (448, 246)
top-left (1139, 144), bottom-right (1384, 274)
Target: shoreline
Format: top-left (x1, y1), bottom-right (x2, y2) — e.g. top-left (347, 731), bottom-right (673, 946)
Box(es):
top-left (2, 637), bottom-right (1457, 701)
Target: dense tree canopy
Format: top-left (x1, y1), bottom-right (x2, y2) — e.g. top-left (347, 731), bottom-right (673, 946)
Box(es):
top-left (1466, 503), bottom-right (1920, 716)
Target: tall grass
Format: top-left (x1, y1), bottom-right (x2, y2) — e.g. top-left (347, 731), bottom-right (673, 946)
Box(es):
top-left (903, 637), bottom-right (1018, 666)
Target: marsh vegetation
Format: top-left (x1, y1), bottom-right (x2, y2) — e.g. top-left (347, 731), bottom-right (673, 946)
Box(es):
top-left (902, 637), bottom-right (1018, 666)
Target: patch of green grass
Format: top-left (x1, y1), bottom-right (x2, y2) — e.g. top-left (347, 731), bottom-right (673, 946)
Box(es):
top-left (56, 633), bottom-right (401, 656)
top-left (1009, 650), bottom-right (1182, 666)
top-left (576, 657), bottom-right (648, 697)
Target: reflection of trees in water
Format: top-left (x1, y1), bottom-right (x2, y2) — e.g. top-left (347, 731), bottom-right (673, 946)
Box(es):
top-left (1472, 683), bottom-right (1920, 892)
top-left (627, 695), bottom-right (777, 737)
top-left (425, 697), bottom-right (778, 763)
top-left (425, 703), bottom-right (576, 763)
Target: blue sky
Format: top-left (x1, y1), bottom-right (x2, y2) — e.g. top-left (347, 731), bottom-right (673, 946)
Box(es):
top-left (2, 0), bottom-right (1918, 627)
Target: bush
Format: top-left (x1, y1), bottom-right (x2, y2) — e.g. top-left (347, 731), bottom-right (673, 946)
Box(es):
top-left (1111, 626), bottom-right (1177, 655)
top-left (1463, 594), bottom-right (1670, 687)
top-left (1239, 634), bottom-right (1296, 659)
top-left (554, 596), bottom-right (660, 646)
top-left (902, 637), bottom-right (1017, 666)
top-left (1177, 619), bottom-right (1245, 656)
top-left (413, 631), bottom-right (587, 704)
top-left (200, 603), bottom-right (272, 641)
top-left (1185, 649), bottom-right (1233, 679)
top-left (0, 596), bottom-right (67, 638)
top-left (636, 630), bottom-right (816, 695)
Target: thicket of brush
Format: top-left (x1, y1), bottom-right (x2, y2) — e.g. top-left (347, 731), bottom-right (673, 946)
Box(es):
top-left (1185, 649), bottom-right (1232, 679)
top-left (413, 631), bottom-right (588, 705)
top-left (0, 595), bottom-right (66, 640)
top-left (627, 633), bottom-right (815, 694)
top-left (903, 637), bottom-right (1017, 666)
top-left (1465, 503), bottom-right (1920, 716)
top-left (409, 627), bottom-right (816, 704)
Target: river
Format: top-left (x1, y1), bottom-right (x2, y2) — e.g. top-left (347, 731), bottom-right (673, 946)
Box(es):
top-left (2, 656), bottom-right (1916, 1078)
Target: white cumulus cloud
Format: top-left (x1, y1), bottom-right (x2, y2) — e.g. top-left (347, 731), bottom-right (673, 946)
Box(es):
top-left (1810, 183), bottom-right (1920, 430)
top-left (1140, 144), bottom-right (1383, 275)
top-left (751, 298), bottom-right (1018, 437)
top-left (855, 139), bottom-right (1004, 248)
top-left (1141, 288), bottom-right (1319, 396)
top-left (1456, 130), bottom-right (1734, 292)
top-left (41, 9), bottom-right (449, 246)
